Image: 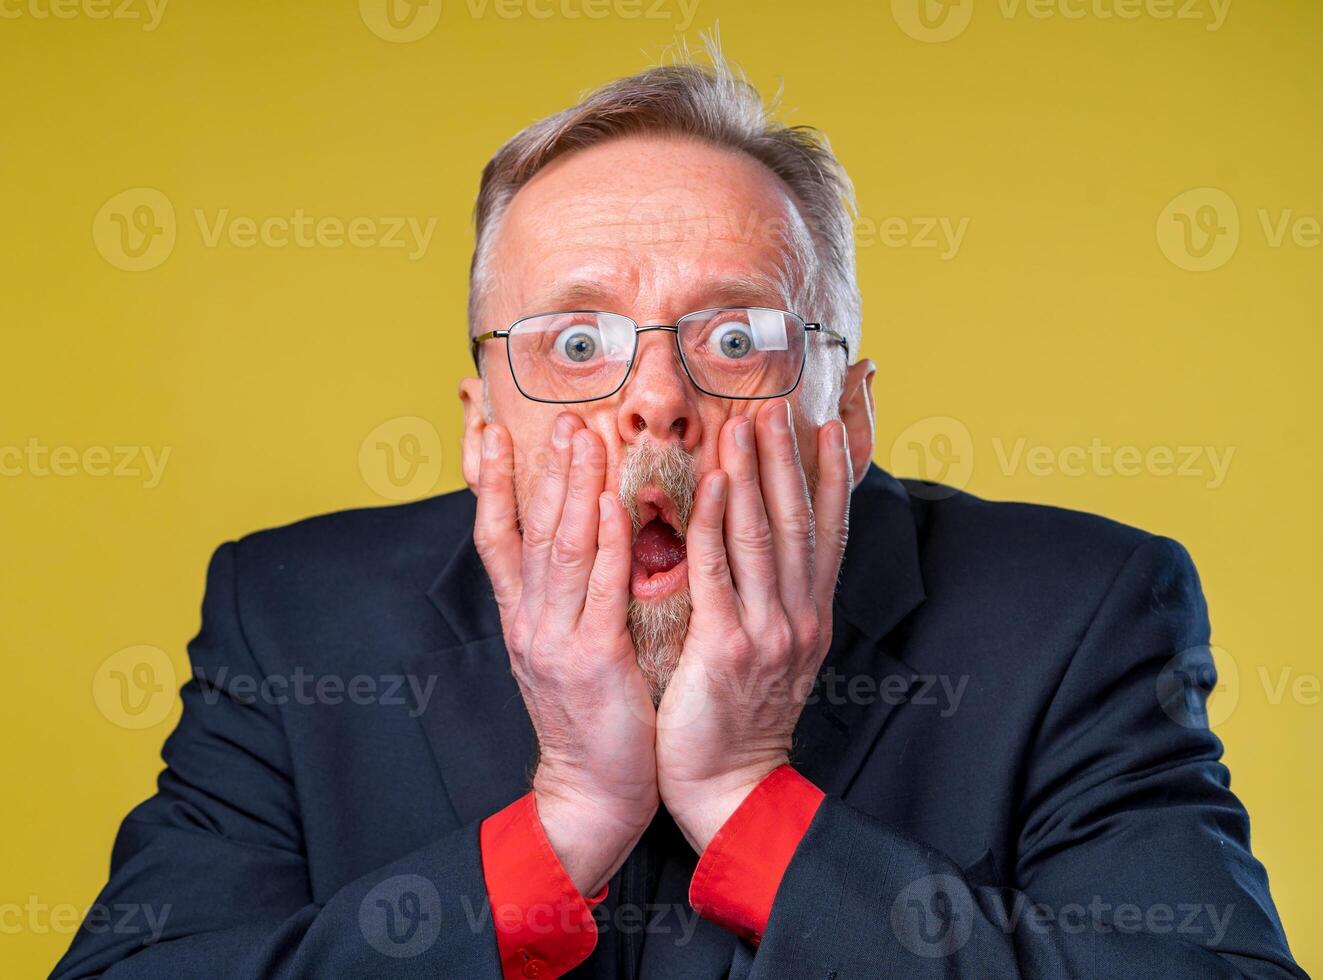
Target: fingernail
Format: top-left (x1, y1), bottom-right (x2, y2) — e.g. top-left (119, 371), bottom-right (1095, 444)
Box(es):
top-left (771, 400), bottom-right (791, 434)
top-left (553, 415), bottom-right (573, 450)
top-left (734, 417), bottom-right (754, 450)
top-left (836, 420), bottom-right (849, 453)
top-left (483, 426), bottom-right (499, 459)
top-left (710, 471), bottom-right (728, 502)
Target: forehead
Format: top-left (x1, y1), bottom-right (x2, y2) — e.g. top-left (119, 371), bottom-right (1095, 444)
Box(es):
top-left (487, 134), bottom-right (810, 319)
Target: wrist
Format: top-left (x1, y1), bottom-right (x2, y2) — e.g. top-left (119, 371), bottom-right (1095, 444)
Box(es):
top-left (533, 777), bottom-right (657, 896)
top-left (663, 759), bottom-right (787, 853)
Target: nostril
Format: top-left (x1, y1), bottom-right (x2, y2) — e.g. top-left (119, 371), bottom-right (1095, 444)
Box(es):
top-left (671, 418), bottom-right (688, 439)
top-left (631, 414), bottom-right (647, 433)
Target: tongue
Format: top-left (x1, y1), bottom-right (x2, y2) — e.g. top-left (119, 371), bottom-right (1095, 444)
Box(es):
top-left (633, 519), bottom-right (686, 576)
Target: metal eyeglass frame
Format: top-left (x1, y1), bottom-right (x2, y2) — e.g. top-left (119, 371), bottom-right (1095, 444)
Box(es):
top-left (470, 306), bottom-right (850, 405)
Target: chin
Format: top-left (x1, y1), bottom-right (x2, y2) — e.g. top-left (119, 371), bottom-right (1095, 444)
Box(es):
top-left (628, 589), bottom-right (691, 702)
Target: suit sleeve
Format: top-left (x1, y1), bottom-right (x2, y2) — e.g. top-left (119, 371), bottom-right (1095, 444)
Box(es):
top-left (51, 542), bottom-right (506, 979)
top-left (746, 537), bottom-right (1305, 979)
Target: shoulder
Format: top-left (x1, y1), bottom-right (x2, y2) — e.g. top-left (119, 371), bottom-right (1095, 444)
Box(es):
top-left (230, 488), bottom-right (475, 580)
top-left (903, 477), bottom-right (1196, 592)
top-left (207, 489), bottom-right (478, 651)
top-left (890, 476), bottom-right (1204, 660)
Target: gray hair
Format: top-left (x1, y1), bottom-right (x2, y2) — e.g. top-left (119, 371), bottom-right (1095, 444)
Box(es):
top-left (467, 42), bottom-right (862, 363)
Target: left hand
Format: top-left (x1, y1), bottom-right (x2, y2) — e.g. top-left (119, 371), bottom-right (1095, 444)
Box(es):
top-left (656, 399), bottom-right (852, 852)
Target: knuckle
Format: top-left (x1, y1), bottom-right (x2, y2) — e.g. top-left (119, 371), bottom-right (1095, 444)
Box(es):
top-left (694, 547), bottom-right (730, 582)
top-left (732, 523), bottom-right (774, 556)
top-left (762, 617), bottom-right (796, 656)
top-left (549, 533), bottom-right (588, 571)
top-left (793, 617), bottom-right (821, 653)
top-left (522, 516), bottom-right (555, 550)
top-left (783, 511), bottom-right (814, 541)
top-left (507, 620), bottom-right (533, 657)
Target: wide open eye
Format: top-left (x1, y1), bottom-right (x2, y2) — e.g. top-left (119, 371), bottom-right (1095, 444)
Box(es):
top-left (552, 323), bottom-right (602, 364)
top-left (707, 321), bottom-right (754, 359)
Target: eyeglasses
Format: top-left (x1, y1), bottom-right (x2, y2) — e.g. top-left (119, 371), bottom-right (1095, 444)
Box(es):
top-left (470, 307), bottom-right (848, 404)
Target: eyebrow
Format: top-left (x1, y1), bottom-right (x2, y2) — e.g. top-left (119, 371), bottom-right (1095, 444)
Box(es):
top-left (524, 273), bottom-right (793, 319)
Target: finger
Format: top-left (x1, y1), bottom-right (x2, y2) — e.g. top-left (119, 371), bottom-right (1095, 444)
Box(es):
top-left (684, 469), bottom-right (740, 621)
top-left (519, 413), bottom-right (584, 615)
top-left (583, 491), bottom-right (634, 634)
top-left (718, 414), bottom-right (777, 615)
top-left (473, 424), bottom-right (522, 617)
top-left (754, 399), bottom-right (815, 613)
top-left (812, 419), bottom-right (852, 626)
top-left (545, 429), bottom-right (608, 625)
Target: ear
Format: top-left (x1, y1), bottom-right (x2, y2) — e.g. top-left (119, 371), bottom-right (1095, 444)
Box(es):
top-left (838, 358), bottom-right (876, 488)
top-left (458, 376), bottom-right (486, 495)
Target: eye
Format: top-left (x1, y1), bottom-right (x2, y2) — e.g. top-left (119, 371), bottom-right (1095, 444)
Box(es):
top-left (708, 322), bottom-right (753, 359)
top-left (553, 323), bottom-right (602, 364)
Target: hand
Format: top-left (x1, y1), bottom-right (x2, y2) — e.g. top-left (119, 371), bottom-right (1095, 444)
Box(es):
top-left (656, 400), bottom-right (851, 852)
top-left (474, 414), bottom-right (659, 895)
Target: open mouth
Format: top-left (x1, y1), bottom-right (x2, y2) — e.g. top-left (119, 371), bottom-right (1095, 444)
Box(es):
top-left (629, 488), bottom-right (689, 600)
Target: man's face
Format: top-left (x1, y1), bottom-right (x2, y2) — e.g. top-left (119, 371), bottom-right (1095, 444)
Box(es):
top-left (460, 134), bottom-right (866, 693)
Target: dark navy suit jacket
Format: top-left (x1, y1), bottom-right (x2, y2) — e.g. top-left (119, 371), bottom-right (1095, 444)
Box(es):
top-left (54, 465), bottom-right (1304, 978)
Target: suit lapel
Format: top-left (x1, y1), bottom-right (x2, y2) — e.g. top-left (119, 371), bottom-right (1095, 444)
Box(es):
top-left (400, 494), bottom-right (537, 828)
top-left (794, 464), bottom-right (927, 799)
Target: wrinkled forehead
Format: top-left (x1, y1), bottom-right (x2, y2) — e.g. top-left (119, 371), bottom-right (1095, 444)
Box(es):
top-left (485, 135), bottom-right (813, 324)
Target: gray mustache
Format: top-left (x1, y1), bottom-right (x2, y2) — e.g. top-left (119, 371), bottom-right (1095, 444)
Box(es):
top-left (617, 442), bottom-right (698, 537)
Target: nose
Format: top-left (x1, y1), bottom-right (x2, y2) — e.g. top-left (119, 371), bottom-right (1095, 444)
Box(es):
top-left (615, 329), bottom-right (702, 452)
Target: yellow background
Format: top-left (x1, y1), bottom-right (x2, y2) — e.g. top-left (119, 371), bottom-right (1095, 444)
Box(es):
top-left (2, 0), bottom-right (1319, 974)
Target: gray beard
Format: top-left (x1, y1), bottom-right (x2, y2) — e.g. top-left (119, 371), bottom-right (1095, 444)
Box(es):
top-left (628, 591), bottom-right (690, 703)
top-left (511, 436), bottom-right (699, 703)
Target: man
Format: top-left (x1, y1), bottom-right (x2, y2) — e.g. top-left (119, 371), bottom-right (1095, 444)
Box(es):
top-left (56, 54), bottom-right (1302, 980)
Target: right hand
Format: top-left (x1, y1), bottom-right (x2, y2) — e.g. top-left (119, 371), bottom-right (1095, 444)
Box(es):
top-left (474, 413), bottom-right (658, 896)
